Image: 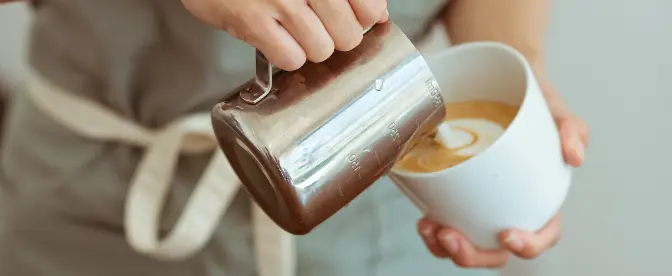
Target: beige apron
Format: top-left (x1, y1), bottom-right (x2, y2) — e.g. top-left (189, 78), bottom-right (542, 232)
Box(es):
top-left (25, 70), bottom-right (294, 276)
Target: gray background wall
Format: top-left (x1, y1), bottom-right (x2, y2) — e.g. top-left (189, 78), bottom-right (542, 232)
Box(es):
top-left (1, 1), bottom-right (670, 275)
top-left (503, 0), bottom-right (672, 275)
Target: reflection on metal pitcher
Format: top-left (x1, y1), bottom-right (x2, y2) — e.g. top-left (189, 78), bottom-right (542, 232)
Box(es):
top-left (211, 22), bottom-right (446, 235)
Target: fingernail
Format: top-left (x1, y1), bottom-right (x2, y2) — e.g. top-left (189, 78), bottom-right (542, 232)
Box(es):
top-left (504, 233), bottom-right (525, 251)
top-left (420, 225), bottom-right (434, 237)
top-left (439, 233), bottom-right (460, 255)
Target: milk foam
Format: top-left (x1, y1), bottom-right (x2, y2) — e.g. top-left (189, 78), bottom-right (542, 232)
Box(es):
top-left (435, 119), bottom-right (506, 156)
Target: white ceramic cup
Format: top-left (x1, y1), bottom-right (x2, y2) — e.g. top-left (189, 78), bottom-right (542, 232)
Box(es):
top-left (389, 42), bottom-right (573, 250)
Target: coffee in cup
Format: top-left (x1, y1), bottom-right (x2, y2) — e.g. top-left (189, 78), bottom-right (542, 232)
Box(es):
top-left (395, 100), bottom-right (519, 173)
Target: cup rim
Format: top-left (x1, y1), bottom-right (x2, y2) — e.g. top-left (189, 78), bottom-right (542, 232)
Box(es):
top-left (391, 41), bottom-right (536, 178)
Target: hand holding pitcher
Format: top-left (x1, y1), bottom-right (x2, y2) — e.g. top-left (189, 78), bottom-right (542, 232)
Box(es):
top-left (182, 0), bottom-right (389, 71)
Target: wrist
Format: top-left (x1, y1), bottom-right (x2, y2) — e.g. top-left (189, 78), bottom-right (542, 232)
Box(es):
top-left (523, 53), bottom-right (574, 119)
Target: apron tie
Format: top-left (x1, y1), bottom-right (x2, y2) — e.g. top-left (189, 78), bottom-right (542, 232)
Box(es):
top-left (25, 71), bottom-right (295, 276)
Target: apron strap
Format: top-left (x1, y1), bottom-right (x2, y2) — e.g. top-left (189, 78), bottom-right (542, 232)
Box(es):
top-left (26, 71), bottom-right (295, 275)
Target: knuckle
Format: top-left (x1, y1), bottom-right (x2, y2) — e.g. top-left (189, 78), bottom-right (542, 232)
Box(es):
top-left (225, 27), bottom-right (242, 40)
top-left (220, 9), bottom-right (260, 36)
top-left (237, 9), bottom-right (262, 27)
top-left (235, 24), bottom-right (263, 44)
top-left (274, 0), bottom-right (297, 15)
top-left (323, 0), bottom-right (341, 6)
top-left (214, 18), bottom-right (232, 32)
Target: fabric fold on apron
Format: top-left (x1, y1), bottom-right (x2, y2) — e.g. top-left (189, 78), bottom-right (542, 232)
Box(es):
top-left (25, 71), bottom-right (294, 276)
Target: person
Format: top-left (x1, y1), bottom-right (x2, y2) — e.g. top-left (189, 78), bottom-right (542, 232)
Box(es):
top-left (0, 0), bottom-right (589, 275)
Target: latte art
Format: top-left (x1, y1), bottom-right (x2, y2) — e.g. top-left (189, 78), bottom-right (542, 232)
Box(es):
top-left (436, 119), bottom-right (506, 156)
top-left (395, 101), bottom-right (519, 173)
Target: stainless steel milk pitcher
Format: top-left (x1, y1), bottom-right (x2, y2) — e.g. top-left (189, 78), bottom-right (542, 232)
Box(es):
top-left (211, 23), bottom-right (446, 235)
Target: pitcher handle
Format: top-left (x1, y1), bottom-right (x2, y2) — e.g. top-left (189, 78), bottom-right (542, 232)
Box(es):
top-left (253, 50), bottom-right (275, 101)
top-left (249, 25), bottom-right (377, 104)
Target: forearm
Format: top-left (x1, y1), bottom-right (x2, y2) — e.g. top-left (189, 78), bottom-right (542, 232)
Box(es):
top-left (441, 0), bottom-right (571, 115)
top-left (441, 0), bottom-right (550, 74)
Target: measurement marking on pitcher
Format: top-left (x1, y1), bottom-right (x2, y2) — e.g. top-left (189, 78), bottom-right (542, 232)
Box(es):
top-left (425, 78), bottom-right (443, 107)
top-left (387, 122), bottom-right (401, 141)
top-left (348, 154), bottom-right (362, 172)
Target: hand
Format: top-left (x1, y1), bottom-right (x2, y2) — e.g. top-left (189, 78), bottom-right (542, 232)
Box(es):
top-left (416, 77), bottom-right (589, 268)
top-left (182, 0), bottom-right (389, 71)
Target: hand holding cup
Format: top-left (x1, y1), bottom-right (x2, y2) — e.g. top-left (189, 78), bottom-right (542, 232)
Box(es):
top-left (388, 42), bottom-right (589, 268)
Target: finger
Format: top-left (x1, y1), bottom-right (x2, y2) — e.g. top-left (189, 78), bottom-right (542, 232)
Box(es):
top-left (559, 119), bottom-right (587, 167)
top-left (437, 228), bottom-right (510, 268)
top-left (417, 217), bottom-right (450, 258)
top-left (309, 0), bottom-right (363, 51)
top-left (379, 10), bottom-right (390, 23)
top-left (349, 0), bottom-right (388, 29)
top-left (243, 19), bottom-right (306, 71)
top-left (278, 5), bottom-right (335, 63)
top-left (500, 215), bottom-right (562, 259)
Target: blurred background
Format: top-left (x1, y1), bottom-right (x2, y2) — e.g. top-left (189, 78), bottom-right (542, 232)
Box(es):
top-left (1, 0), bottom-right (670, 275)
top-left (0, 2), bottom-right (30, 89)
